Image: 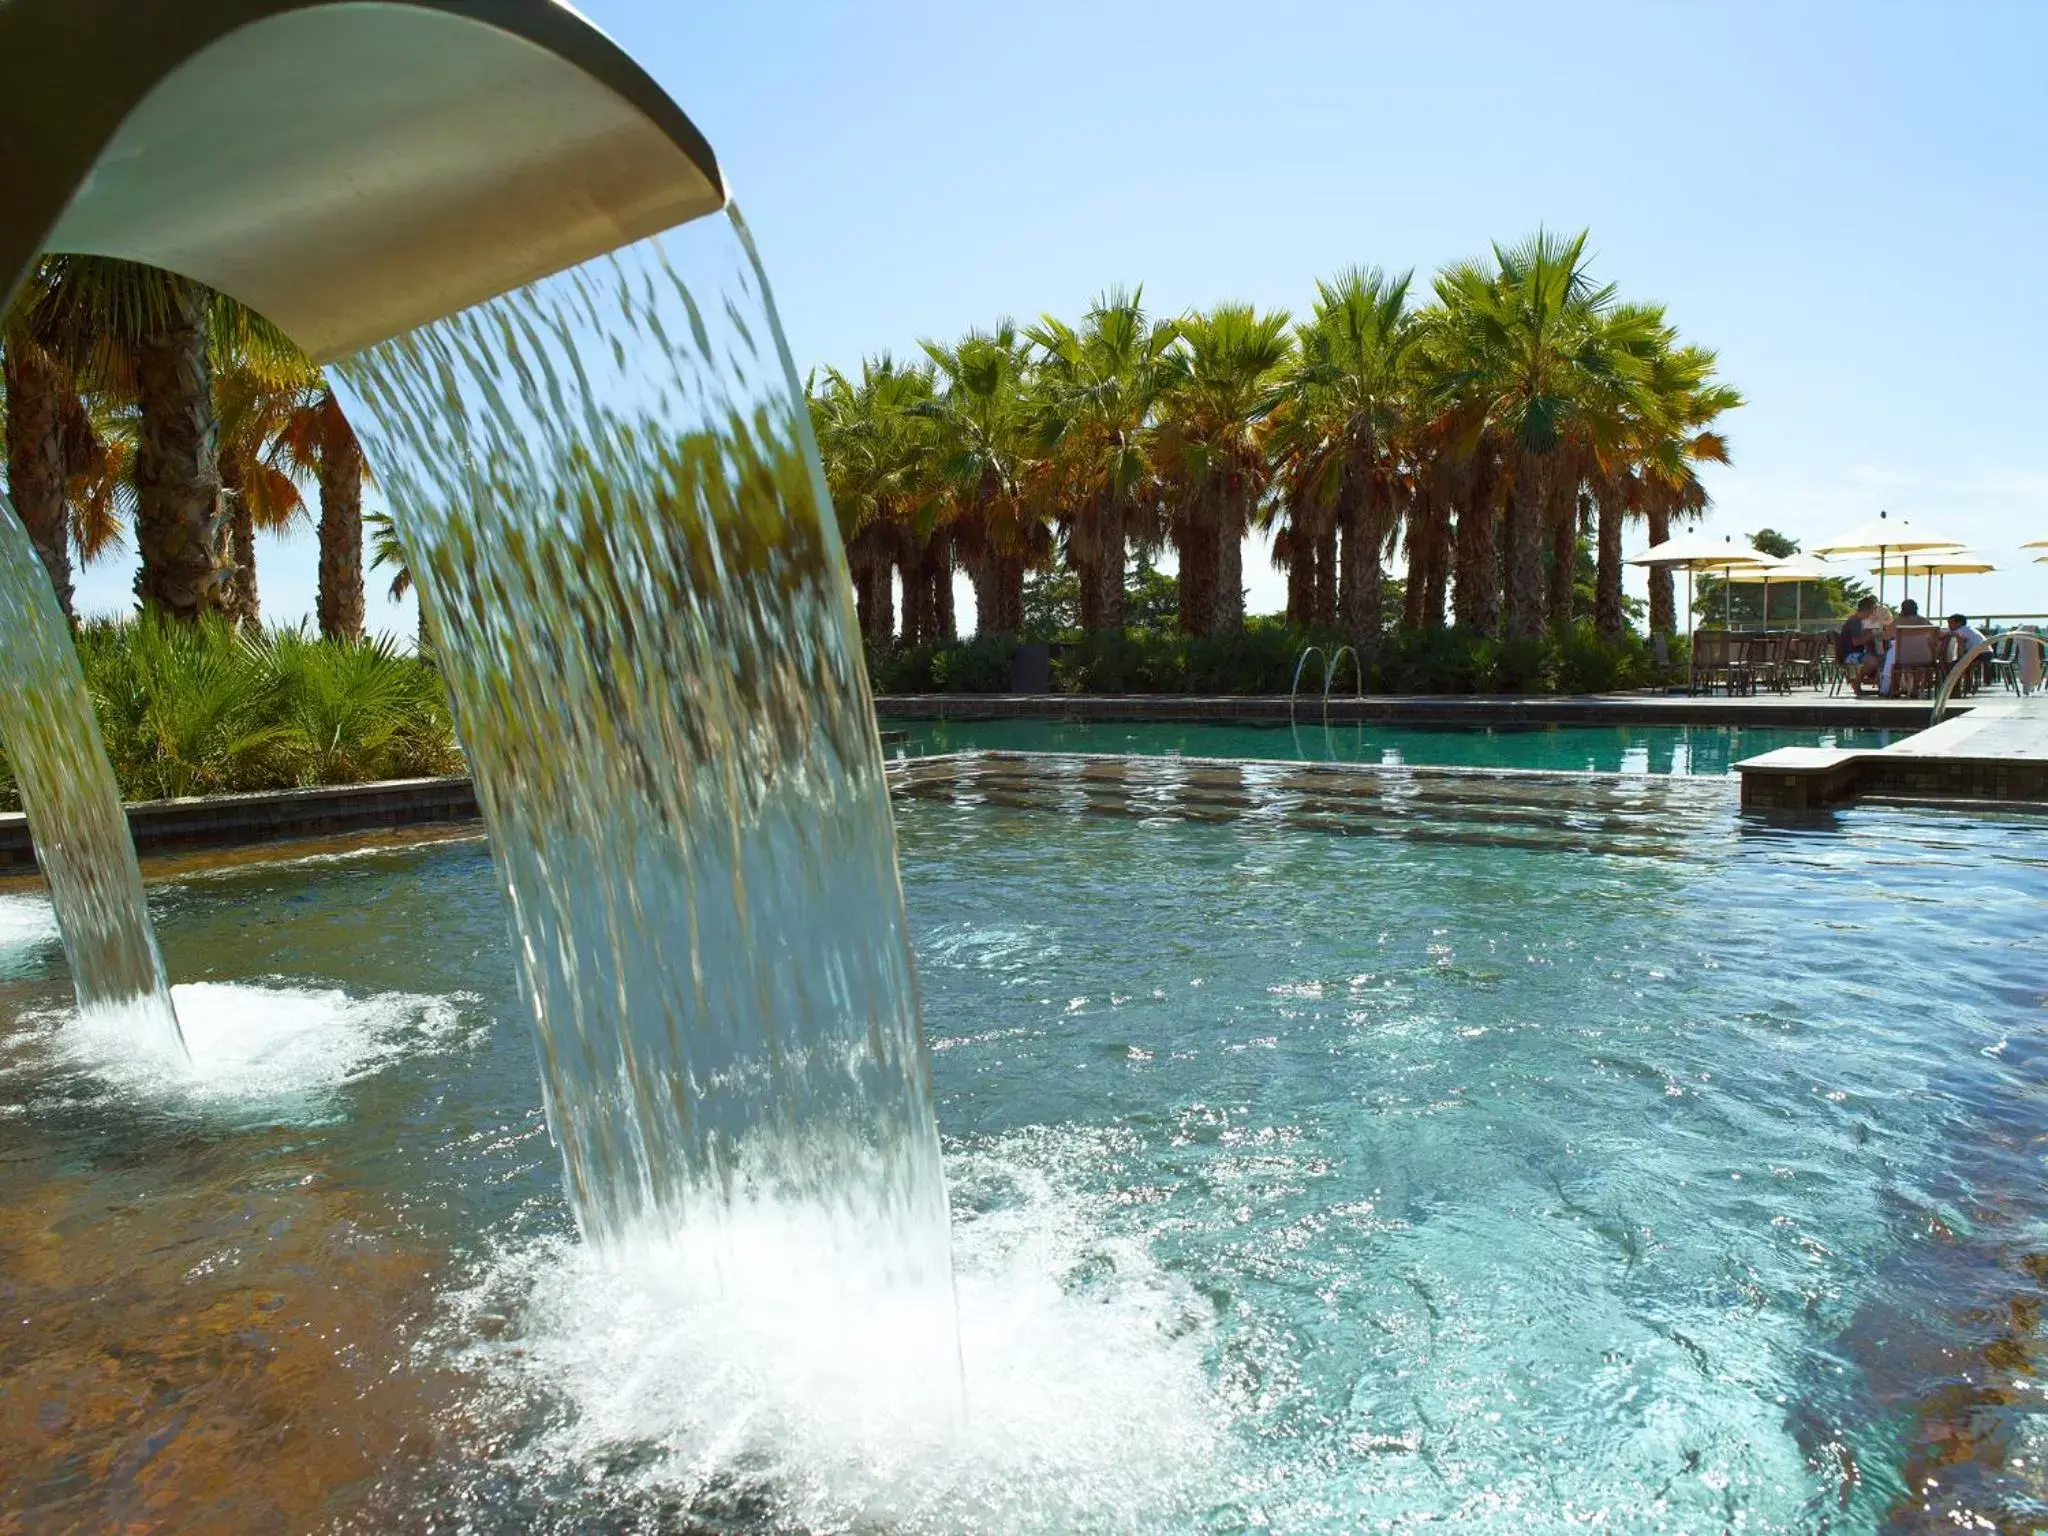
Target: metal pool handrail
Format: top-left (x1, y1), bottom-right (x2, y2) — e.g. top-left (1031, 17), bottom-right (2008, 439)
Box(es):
top-left (1289, 647), bottom-right (1327, 724)
top-left (1323, 645), bottom-right (1362, 724)
top-left (1930, 630), bottom-right (2046, 724)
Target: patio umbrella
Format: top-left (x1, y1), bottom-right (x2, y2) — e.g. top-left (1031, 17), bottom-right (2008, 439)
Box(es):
top-left (1627, 533), bottom-right (1774, 686)
top-left (1879, 550), bottom-right (1996, 616)
top-left (1718, 553), bottom-right (1841, 629)
top-left (1810, 511), bottom-right (1964, 605)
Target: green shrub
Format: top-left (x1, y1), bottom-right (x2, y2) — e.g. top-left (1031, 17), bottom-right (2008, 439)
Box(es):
top-left (1372, 626), bottom-right (1499, 694)
top-left (866, 635), bottom-right (1016, 694)
top-left (929, 634), bottom-right (1015, 693)
top-left (1552, 621), bottom-right (1655, 693)
top-left (0, 615), bottom-right (462, 809)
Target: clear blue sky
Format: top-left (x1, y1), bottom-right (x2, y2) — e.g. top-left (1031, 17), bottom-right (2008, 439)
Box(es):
top-left (76, 0), bottom-right (2048, 630)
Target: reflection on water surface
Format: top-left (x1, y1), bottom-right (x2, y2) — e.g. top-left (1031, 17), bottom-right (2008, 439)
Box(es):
top-left (1, 798), bottom-right (2045, 1532)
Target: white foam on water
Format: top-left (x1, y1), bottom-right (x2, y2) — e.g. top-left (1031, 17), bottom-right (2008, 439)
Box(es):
top-left (26, 981), bottom-right (475, 1110)
top-left (0, 890), bottom-right (60, 965)
top-left (449, 1136), bottom-right (1231, 1533)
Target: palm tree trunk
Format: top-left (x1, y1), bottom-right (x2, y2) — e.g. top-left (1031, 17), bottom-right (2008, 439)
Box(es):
top-left (133, 275), bottom-right (227, 621)
top-left (1311, 523), bottom-right (1337, 631)
top-left (1209, 494), bottom-right (1245, 637)
top-left (929, 542), bottom-right (956, 642)
top-left (1546, 487), bottom-right (1577, 631)
top-left (1414, 485), bottom-right (1450, 630)
top-left (1647, 503), bottom-right (1676, 637)
top-left (1594, 481), bottom-right (1625, 641)
top-left (1452, 462), bottom-right (1500, 634)
top-left (849, 548), bottom-right (877, 642)
top-left (1282, 527), bottom-right (1314, 629)
top-left (1337, 489), bottom-right (1382, 656)
top-left (899, 553), bottom-right (927, 645)
top-left (1176, 515), bottom-right (1214, 636)
top-left (867, 560), bottom-right (895, 644)
top-left (1403, 506), bottom-right (1429, 632)
top-left (968, 550), bottom-right (1001, 638)
top-left (214, 448), bottom-right (260, 629)
top-left (2, 338), bottom-right (74, 621)
top-left (1502, 451), bottom-right (1548, 640)
top-left (315, 394), bottom-right (365, 642)
top-left (993, 551), bottom-right (1026, 634)
top-left (1422, 535), bottom-right (1448, 630)
top-left (1076, 497), bottom-right (1126, 635)
top-left (231, 494), bottom-right (258, 628)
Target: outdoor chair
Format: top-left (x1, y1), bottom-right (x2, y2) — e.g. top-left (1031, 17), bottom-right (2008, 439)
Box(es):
top-left (1938, 633), bottom-right (1987, 699)
top-left (1732, 633), bottom-right (1779, 695)
top-left (1784, 632), bottom-right (1827, 692)
top-left (1990, 629), bottom-right (2045, 696)
top-left (1887, 627), bottom-right (1942, 700)
top-left (1691, 630), bottom-right (1733, 695)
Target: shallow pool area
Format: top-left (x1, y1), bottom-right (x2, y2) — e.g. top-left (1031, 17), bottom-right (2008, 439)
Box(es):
top-left (3, 785), bottom-right (2046, 1532)
top-left (882, 717), bottom-right (1899, 777)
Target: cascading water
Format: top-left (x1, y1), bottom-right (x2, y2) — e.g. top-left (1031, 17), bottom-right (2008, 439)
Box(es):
top-left (331, 209), bottom-right (955, 1308)
top-left (0, 498), bottom-right (183, 1056)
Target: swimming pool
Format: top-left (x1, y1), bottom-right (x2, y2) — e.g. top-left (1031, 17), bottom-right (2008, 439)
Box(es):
top-left (882, 717), bottom-right (1898, 776)
top-left (1, 788), bottom-right (2043, 1531)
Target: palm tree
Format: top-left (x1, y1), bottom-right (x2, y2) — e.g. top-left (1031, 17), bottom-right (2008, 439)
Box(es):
top-left (1638, 345), bottom-right (1741, 638)
top-left (2, 263), bottom-right (77, 617)
top-left (918, 323), bottom-right (1045, 636)
top-left (367, 507), bottom-right (432, 654)
top-left (1269, 268), bottom-right (1416, 657)
top-left (272, 384), bottom-right (370, 642)
top-left (1155, 303), bottom-right (1292, 636)
top-left (809, 356), bottom-right (935, 646)
top-left (213, 349), bottom-right (315, 628)
top-left (1027, 288), bottom-right (1180, 637)
top-left (1430, 230), bottom-right (1655, 641)
top-left (16, 257), bottom-right (315, 623)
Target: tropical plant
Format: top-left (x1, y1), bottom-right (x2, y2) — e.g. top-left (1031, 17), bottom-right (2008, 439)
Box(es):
top-left (809, 356), bottom-right (939, 646)
top-left (272, 384), bottom-right (371, 641)
top-left (0, 615), bottom-right (463, 808)
top-left (1026, 287), bottom-right (1180, 637)
top-left (1155, 303), bottom-right (1293, 636)
top-left (917, 322), bottom-right (1045, 636)
top-left (1269, 269), bottom-right (1416, 657)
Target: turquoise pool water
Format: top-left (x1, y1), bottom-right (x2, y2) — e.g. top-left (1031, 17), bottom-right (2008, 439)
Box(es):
top-left (1, 790), bottom-right (2044, 1531)
top-left (883, 718), bottom-right (1898, 776)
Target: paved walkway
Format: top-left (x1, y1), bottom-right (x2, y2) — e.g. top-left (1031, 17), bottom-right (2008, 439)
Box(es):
top-left (876, 690), bottom-right (1934, 730)
top-left (1738, 690), bottom-right (2048, 810)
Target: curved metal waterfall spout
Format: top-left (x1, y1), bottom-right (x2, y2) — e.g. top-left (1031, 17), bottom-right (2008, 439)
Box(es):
top-left (0, 0), bottom-right (727, 358)
top-left (0, 1), bottom-right (729, 1039)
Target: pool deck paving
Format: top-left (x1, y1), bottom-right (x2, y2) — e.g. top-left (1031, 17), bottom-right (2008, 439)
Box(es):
top-left (3, 692), bottom-right (2040, 874)
top-left (1736, 690), bottom-right (2048, 811)
top-left (876, 690), bottom-right (1934, 730)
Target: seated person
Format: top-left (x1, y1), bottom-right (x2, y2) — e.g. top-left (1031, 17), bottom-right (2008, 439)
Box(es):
top-left (1882, 599), bottom-right (1939, 696)
top-left (1837, 597), bottom-right (1883, 696)
top-left (1946, 613), bottom-right (1990, 690)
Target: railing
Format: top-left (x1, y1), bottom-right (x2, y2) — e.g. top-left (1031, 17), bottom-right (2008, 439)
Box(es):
top-left (1323, 645), bottom-right (1361, 723)
top-left (1288, 647), bottom-right (1326, 724)
top-left (1930, 630), bottom-right (2047, 724)
top-left (1291, 645), bottom-right (1363, 726)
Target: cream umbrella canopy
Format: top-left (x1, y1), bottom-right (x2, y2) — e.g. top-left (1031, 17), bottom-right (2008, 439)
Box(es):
top-left (1627, 533), bottom-right (1774, 687)
top-left (1718, 553), bottom-right (1843, 629)
top-left (1810, 511), bottom-right (1964, 605)
top-left (1878, 550), bottom-right (1997, 616)
top-left (1627, 533), bottom-right (1774, 627)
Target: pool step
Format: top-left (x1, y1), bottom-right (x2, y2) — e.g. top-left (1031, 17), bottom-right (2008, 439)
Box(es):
top-left (888, 751), bottom-right (1733, 858)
